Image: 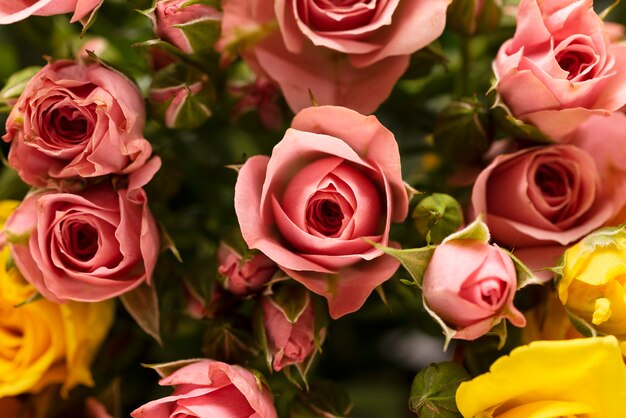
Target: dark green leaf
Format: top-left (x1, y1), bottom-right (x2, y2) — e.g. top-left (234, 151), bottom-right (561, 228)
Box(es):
top-left (408, 362), bottom-right (469, 418)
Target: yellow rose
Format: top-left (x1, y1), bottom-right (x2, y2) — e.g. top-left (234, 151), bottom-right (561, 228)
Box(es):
top-left (556, 226), bottom-right (626, 350)
top-left (0, 200), bottom-right (114, 398)
top-left (456, 336), bottom-right (626, 417)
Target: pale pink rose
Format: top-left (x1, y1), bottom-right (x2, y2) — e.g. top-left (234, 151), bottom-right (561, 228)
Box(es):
top-left (471, 145), bottom-right (614, 248)
top-left (153, 0), bottom-right (221, 54)
top-left (131, 360), bottom-right (277, 418)
top-left (0, 0), bottom-right (102, 24)
top-left (3, 60), bottom-right (152, 189)
top-left (423, 239), bottom-right (526, 340)
top-left (218, 0), bottom-right (451, 114)
top-left (493, 0), bottom-right (626, 140)
top-left (217, 242), bottom-right (276, 296)
top-left (262, 295), bottom-right (317, 371)
top-left (3, 158), bottom-right (161, 303)
top-left (234, 106), bottom-right (408, 319)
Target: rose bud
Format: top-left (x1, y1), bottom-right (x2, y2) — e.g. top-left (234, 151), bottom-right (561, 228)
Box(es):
top-left (131, 360), bottom-right (277, 418)
top-left (148, 63), bottom-right (214, 129)
top-left (3, 59), bottom-right (152, 189)
top-left (4, 159), bottom-right (161, 303)
top-left (217, 242), bottom-right (276, 297)
top-left (413, 193), bottom-right (464, 244)
top-left (261, 291), bottom-right (320, 372)
top-left (152, 0), bottom-right (221, 54)
top-left (0, 0), bottom-right (103, 25)
top-left (423, 239), bottom-right (525, 340)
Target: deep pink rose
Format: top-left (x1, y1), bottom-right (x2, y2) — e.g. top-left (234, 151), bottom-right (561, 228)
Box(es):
top-left (262, 295), bottom-right (317, 371)
top-left (153, 0), bottom-right (221, 54)
top-left (471, 145), bottom-right (614, 248)
top-left (3, 60), bottom-right (152, 188)
top-left (234, 106), bottom-right (409, 318)
top-left (217, 243), bottom-right (276, 296)
top-left (0, 0), bottom-right (102, 24)
top-left (423, 239), bottom-right (525, 340)
top-left (3, 159), bottom-right (161, 303)
top-left (131, 360), bottom-right (277, 418)
top-left (218, 0), bottom-right (450, 114)
top-left (493, 0), bottom-right (626, 140)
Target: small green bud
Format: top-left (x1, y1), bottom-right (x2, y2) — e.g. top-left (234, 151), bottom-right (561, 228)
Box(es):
top-left (413, 194), bottom-right (464, 244)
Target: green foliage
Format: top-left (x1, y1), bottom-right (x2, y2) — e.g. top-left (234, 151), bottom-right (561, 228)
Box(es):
top-left (408, 362), bottom-right (469, 418)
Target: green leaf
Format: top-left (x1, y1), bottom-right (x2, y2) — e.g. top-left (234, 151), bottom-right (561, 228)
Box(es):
top-left (564, 307), bottom-right (598, 338)
top-left (120, 283), bottom-right (162, 345)
top-left (159, 223), bottom-right (182, 262)
top-left (252, 301), bottom-right (273, 372)
top-left (13, 291), bottom-right (42, 308)
top-left (290, 380), bottom-right (353, 418)
top-left (506, 250), bottom-right (544, 289)
top-left (490, 96), bottom-right (552, 143)
top-left (442, 216), bottom-right (490, 244)
top-left (372, 243), bottom-right (435, 288)
top-left (175, 17), bottom-right (222, 53)
top-left (408, 362), bottom-right (469, 418)
top-left (433, 100), bottom-right (491, 165)
top-left (485, 319), bottom-right (507, 350)
top-left (599, 0), bottom-right (621, 20)
top-left (142, 359), bottom-right (204, 378)
top-left (0, 66), bottom-right (41, 102)
top-left (422, 295), bottom-right (457, 351)
top-left (271, 283), bottom-right (310, 323)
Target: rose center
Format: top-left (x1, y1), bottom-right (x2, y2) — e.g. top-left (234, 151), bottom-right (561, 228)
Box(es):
top-left (306, 199), bottom-right (344, 237)
top-left (62, 220), bottom-right (99, 261)
top-left (535, 165), bottom-right (568, 198)
top-left (48, 107), bottom-right (92, 144)
top-left (478, 278), bottom-right (505, 307)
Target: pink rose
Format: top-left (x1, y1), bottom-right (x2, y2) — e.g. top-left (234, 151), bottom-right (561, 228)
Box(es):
top-left (471, 145), bottom-right (614, 248)
top-left (153, 0), bottom-right (221, 54)
top-left (3, 60), bottom-right (152, 188)
top-left (217, 243), bottom-right (276, 296)
top-left (86, 398), bottom-right (113, 418)
top-left (262, 295), bottom-right (317, 371)
top-left (131, 360), bottom-right (277, 418)
top-left (218, 0), bottom-right (450, 114)
top-left (234, 106), bottom-right (409, 318)
top-left (493, 0), bottom-right (626, 140)
top-left (3, 159), bottom-right (161, 303)
top-left (0, 0), bottom-right (102, 24)
top-left (423, 239), bottom-right (525, 340)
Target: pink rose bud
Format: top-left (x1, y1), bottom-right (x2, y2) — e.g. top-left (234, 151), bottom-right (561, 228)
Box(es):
top-left (153, 0), bottom-right (221, 54)
top-left (85, 398), bottom-right (113, 418)
top-left (4, 159), bottom-right (161, 303)
top-left (423, 239), bottom-right (526, 340)
top-left (131, 360), bottom-right (278, 418)
top-left (2, 60), bottom-right (152, 189)
top-left (228, 77), bottom-right (283, 131)
top-left (0, 0), bottom-right (103, 24)
top-left (149, 64), bottom-right (214, 129)
top-left (493, 0), bottom-right (626, 140)
top-left (262, 295), bottom-right (318, 371)
top-left (217, 243), bottom-right (276, 297)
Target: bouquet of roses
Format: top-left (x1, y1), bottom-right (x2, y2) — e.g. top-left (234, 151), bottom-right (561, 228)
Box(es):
top-left (1, 0), bottom-right (626, 417)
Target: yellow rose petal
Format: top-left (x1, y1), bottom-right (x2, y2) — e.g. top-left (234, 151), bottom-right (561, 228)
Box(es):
top-left (592, 298), bottom-right (612, 325)
top-left (497, 400), bottom-right (592, 418)
top-left (456, 337), bottom-right (626, 418)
